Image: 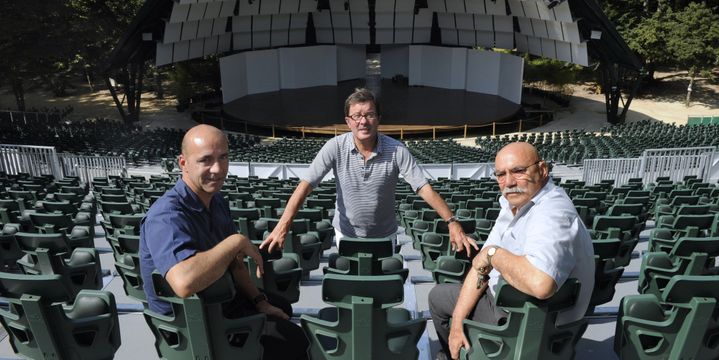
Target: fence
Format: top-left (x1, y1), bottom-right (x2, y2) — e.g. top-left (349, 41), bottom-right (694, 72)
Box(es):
top-left (58, 154), bottom-right (127, 184)
top-left (583, 147), bottom-right (716, 186)
top-left (0, 144), bottom-right (63, 178)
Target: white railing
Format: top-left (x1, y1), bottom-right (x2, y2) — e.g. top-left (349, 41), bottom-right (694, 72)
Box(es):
top-left (583, 147), bottom-right (716, 185)
top-left (0, 144), bottom-right (63, 178)
top-left (58, 154), bottom-right (127, 184)
top-left (582, 158), bottom-right (642, 186)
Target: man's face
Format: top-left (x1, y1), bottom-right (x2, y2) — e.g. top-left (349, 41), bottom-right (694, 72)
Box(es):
top-left (345, 101), bottom-right (379, 143)
top-left (494, 150), bottom-right (547, 209)
top-left (179, 132), bottom-right (229, 201)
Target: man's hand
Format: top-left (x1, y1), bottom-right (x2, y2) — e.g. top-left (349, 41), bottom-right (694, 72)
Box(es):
top-left (449, 222), bottom-right (479, 257)
top-left (259, 226), bottom-right (287, 254)
top-left (448, 324), bottom-right (470, 359)
top-left (472, 246), bottom-right (492, 275)
top-left (233, 233), bottom-right (264, 278)
top-left (256, 300), bottom-right (290, 320)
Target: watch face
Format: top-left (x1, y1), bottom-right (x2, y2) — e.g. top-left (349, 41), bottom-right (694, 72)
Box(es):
top-left (488, 247), bottom-right (496, 256)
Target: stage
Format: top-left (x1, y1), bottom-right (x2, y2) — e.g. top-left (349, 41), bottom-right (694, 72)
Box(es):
top-left (221, 79), bottom-right (521, 136)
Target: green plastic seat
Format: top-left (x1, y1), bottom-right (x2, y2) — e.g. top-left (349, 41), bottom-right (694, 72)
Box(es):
top-left (14, 232), bottom-right (102, 298)
top-left (296, 208), bottom-right (334, 250)
top-left (614, 275), bottom-right (719, 360)
top-left (638, 236), bottom-right (719, 297)
top-left (261, 217), bottom-right (322, 274)
top-left (325, 237), bottom-right (408, 282)
top-left (113, 234), bottom-right (146, 302)
top-left (590, 215), bottom-right (639, 267)
top-left (460, 279), bottom-right (588, 360)
top-left (588, 239), bottom-right (624, 314)
top-left (28, 212), bottom-right (94, 248)
top-left (0, 272), bottom-right (120, 360)
top-left (246, 249), bottom-right (302, 304)
top-left (143, 271), bottom-right (266, 360)
top-left (649, 214), bottom-right (717, 253)
top-left (300, 273), bottom-right (426, 360)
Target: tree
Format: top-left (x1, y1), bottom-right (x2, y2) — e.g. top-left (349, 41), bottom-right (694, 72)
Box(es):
top-left (664, 2), bottom-right (719, 106)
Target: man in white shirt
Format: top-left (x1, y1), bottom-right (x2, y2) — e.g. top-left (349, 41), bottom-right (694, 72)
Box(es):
top-left (428, 142), bottom-right (595, 360)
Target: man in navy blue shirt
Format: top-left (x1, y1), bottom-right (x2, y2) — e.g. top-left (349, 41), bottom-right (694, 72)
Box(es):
top-left (140, 124), bottom-right (308, 359)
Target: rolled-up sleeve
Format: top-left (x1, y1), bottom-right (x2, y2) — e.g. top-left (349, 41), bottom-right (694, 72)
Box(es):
top-left (522, 209), bottom-right (578, 286)
top-left (142, 208), bottom-right (198, 276)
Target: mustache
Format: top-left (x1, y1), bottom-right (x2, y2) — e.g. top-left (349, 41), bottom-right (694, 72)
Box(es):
top-left (502, 187), bottom-right (525, 195)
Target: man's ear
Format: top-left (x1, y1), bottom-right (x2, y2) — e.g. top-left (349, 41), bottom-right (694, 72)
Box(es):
top-left (178, 154), bottom-right (186, 171)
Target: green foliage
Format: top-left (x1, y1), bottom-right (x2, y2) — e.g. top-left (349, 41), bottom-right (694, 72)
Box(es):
top-left (665, 2), bottom-right (719, 77)
top-left (0, 0), bottom-right (142, 109)
top-left (524, 57), bottom-right (582, 86)
top-left (598, 0), bottom-right (719, 80)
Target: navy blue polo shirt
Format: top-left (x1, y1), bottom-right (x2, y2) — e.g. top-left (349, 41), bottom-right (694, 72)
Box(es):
top-left (139, 178), bottom-right (237, 314)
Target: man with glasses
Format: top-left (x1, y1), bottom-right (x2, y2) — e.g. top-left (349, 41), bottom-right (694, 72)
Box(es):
top-left (260, 88), bottom-right (476, 255)
top-left (428, 142), bottom-right (594, 360)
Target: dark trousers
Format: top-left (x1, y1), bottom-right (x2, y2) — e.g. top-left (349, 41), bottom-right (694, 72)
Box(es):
top-left (224, 292), bottom-right (310, 360)
top-left (428, 283), bottom-right (507, 358)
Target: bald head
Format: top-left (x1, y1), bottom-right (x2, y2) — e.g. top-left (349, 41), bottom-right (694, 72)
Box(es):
top-left (495, 142), bottom-right (541, 165)
top-left (494, 142), bottom-right (548, 210)
top-left (181, 124), bottom-right (228, 156)
top-left (178, 125), bottom-right (229, 207)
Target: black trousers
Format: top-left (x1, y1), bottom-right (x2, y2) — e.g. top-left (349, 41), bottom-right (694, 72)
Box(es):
top-left (224, 292), bottom-right (310, 360)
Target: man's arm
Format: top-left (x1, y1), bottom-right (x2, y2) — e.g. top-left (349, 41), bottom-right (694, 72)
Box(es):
top-left (448, 265), bottom-right (487, 359)
top-left (259, 180), bottom-right (314, 253)
top-left (417, 184), bottom-right (478, 256)
top-left (165, 233), bottom-right (264, 298)
top-left (474, 246), bottom-right (557, 299)
top-left (229, 259), bottom-right (289, 320)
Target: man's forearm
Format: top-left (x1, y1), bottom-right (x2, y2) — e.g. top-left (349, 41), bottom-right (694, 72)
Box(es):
top-left (490, 247), bottom-right (556, 299)
top-left (451, 268), bottom-right (485, 330)
top-left (277, 180), bottom-right (313, 227)
top-left (165, 235), bottom-right (243, 297)
top-left (417, 185), bottom-right (454, 220)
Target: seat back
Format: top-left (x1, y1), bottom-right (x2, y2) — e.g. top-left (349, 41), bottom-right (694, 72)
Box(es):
top-left (338, 237), bottom-right (394, 259)
top-left (143, 272), bottom-right (265, 359)
top-left (0, 272), bottom-right (120, 360)
top-left (109, 213), bottom-right (144, 235)
top-left (322, 273), bottom-right (404, 310)
top-left (662, 275), bottom-right (719, 304)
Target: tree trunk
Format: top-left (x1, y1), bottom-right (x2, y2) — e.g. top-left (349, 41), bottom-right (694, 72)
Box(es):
top-left (11, 78), bottom-right (25, 112)
top-left (685, 76), bottom-right (694, 107)
top-left (85, 66), bottom-right (95, 92)
top-left (154, 70), bottom-right (164, 99)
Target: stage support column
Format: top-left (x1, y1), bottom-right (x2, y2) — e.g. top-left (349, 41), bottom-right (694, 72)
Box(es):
top-left (302, 127), bottom-right (305, 139)
top-left (400, 128), bottom-right (404, 140)
top-left (334, 127), bottom-right (337, 136)
top-left (518, 119), bottom-right (523, 132)
top-left (433, 127), bottom-right (436, 140)
top-left (539, 114), bottom-right (543, 126)
top-left (272, 124), bottom-right (276, 138)
top-left (464, 124), bottom-right (467, 138)
top-left (492, 122), bottom-right (496, 136)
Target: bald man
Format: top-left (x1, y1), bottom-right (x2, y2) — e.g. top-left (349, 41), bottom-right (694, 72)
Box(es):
top-left (428, 142), bottom-right (594, 360)
top-left (139, 124), bottom-right (309, 359)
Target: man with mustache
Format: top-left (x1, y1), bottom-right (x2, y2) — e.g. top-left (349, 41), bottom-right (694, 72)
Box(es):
top-left (428, 142), bottom-right (595, 360)
top-left (261, 88), bottom-right (477, 256)
top-left (140, 124), bottom-right (309, 359)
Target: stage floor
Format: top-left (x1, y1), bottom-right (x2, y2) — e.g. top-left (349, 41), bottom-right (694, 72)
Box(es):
top-left (222, 79), bottom-right (521, 133)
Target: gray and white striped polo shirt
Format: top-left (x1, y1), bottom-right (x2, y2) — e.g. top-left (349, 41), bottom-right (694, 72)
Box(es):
top-left (302, 132), bottom-right (428, 237)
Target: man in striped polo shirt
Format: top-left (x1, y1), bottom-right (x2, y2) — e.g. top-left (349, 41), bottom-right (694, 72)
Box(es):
top-left (260, 88), bottom-right (476, 255)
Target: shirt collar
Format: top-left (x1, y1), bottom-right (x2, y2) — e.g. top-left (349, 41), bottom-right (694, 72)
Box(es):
top-left (349, 133), bottom-right (383, 155)
top-left (175, 178), bottom-right (207, 213)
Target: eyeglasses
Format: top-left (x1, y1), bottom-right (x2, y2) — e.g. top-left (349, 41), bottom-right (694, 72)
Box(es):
top-left (493, 160), bottom-right (541, 182)
top-left (347, 112), bottom-right (378, 123)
